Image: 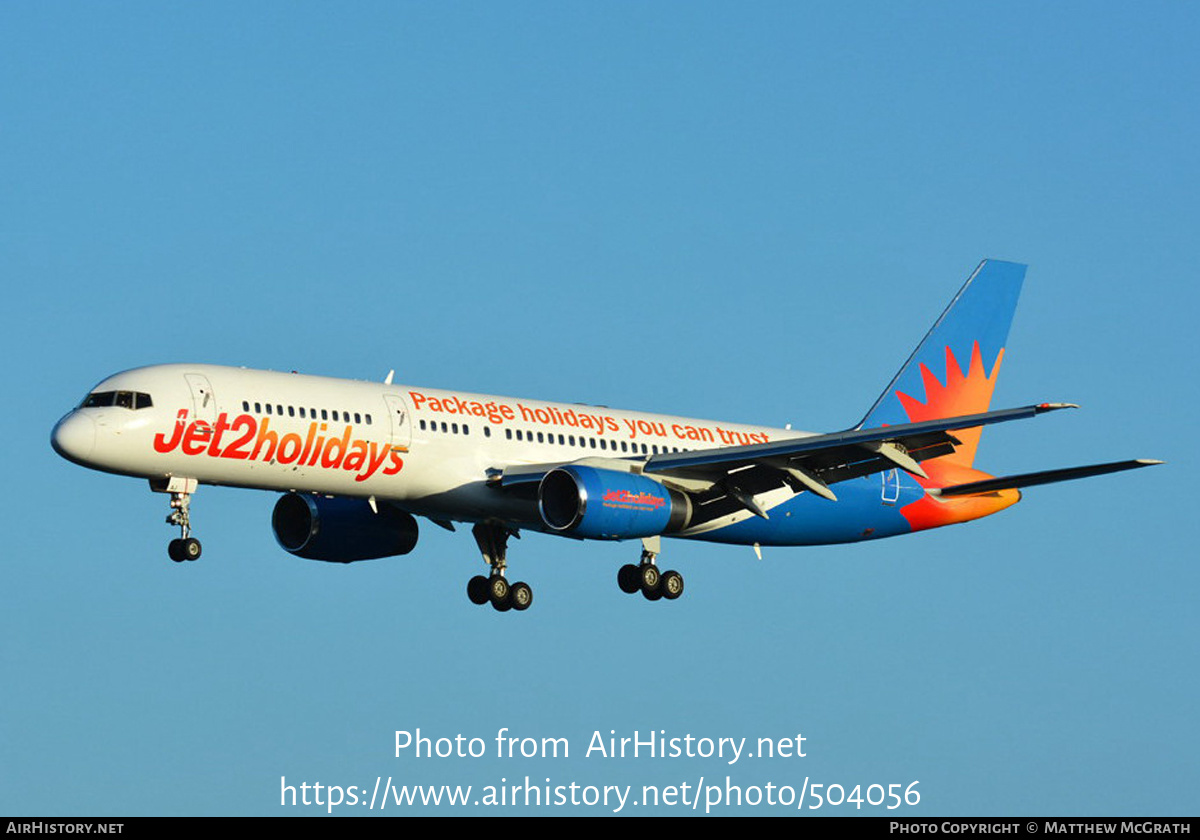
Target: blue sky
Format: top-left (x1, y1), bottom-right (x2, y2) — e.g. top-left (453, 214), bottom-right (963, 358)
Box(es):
top-left (3, 1), bottom-right (1195, 816)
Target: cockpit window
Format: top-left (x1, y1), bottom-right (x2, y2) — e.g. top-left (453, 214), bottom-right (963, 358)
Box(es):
top-left (80, 390), bottom-right (154, 410)
top-left (81, 391), bottom-right (115, 408)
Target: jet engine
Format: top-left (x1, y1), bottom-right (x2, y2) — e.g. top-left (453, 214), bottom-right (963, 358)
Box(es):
top-left (538, 465), bottom-right (691, 539)
top-left (272, 492), bottom-right (419, 562)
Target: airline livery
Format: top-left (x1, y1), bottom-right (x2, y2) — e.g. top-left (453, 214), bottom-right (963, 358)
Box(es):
top-left (51, 261), bottom-right (1159, 612)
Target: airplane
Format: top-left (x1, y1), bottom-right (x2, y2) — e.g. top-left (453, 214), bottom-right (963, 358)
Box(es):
top-left (51, 260), bottom-right (1160, 612)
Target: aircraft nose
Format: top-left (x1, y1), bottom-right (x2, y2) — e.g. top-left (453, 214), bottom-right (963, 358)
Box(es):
top-left (52, 412), bottom-right (96, 464)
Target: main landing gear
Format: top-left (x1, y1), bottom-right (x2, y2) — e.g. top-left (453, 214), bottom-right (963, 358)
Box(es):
top-left (152, 477), bottom-right (202, 563)
top-left (618, 537), bottom-right (684, 602)
top-left (467, 521), bottom-right (532, 612)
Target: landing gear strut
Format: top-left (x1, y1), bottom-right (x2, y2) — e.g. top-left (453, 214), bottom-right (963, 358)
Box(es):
top-left (618, 537), bottom-right (684, 602)
top-left (467, 521), bottom-right (532, 612)
top-left (152, 477), bottom-right (201, 563)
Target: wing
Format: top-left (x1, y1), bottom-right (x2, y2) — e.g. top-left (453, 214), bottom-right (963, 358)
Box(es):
top-left (491, 402), bottom-right (1079, 516)
top-left (634, 402), bottom-right (1084, 519)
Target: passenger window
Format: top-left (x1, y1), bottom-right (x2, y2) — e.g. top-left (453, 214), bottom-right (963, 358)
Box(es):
top-left (365, 415), bottom-right (372, 425)
top-left (452, 423), bottom-right (459, 434)
top-left (463, 425), bottom-right (470, 436)
top-left (243, 401), bottom-right (250, 412)
top-left (321, 409), bottom-right (328, 420)
top-left (441, 422), bottom-right (448, 433)
top-left (299, 407), bottom-right (306, 418)
top-left (537, 432), bottom-right (544, 443)
top-left (266, 404), bottom-right (273, 415)
top-left (484, 427), bottom-right (490, 438)
top-left (505, 429), bottom-right (512, 440)
top-left (255, 403), bottom-right (262, 414)
top-left (355, 413), bottom-right (361, 424)
top-left (288, 406), bottom-right (295, 417)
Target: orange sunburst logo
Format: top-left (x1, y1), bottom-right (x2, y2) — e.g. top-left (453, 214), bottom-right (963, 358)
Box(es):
top-left (896, 341), bottom-right (1003, 468)
top-left (895, 341), bottom-right (1018, 531)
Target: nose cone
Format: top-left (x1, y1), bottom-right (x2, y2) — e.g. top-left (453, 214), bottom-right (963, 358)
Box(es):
top-left (52, 412), bottom-right (96, 465)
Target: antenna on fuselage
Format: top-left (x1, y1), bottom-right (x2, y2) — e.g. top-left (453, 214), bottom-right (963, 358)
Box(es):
top-left (384, 370), bottom-right (394, 385)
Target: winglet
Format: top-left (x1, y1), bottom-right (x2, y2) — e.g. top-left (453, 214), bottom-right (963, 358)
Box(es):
top-left (1036, 402), bottom-right (1079, 412)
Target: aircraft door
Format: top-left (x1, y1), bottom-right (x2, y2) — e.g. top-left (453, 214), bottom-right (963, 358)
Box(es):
top-left (185, 373), bottom-right (216, 423)
top-left (384, 394), bottom-right (411, 452)
top-left (881, 468), bottom-right (900, 506)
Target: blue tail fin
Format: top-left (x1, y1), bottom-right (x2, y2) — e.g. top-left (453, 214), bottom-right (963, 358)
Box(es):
top-left (856, 260), bottom-right (1025, 467)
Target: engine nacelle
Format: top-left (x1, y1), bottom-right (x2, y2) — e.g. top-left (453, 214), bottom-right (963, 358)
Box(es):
top-left (272, 493), bottom-right (419, 563)
top-left (538, 465), bottom-right (691, 540)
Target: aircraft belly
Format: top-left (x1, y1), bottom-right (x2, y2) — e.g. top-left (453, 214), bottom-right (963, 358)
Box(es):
top-left (399, 482), bottom-right (541, 526)
top-left (681, 475), bottom-right (924, 546)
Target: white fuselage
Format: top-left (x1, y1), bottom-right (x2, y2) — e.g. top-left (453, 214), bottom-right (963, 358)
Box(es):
top-left (52, 363), bottom-right (804, 529)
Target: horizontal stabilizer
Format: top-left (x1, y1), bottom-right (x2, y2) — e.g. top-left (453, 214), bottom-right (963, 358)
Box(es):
top-left (929, 459), bottom-right (1163, 497)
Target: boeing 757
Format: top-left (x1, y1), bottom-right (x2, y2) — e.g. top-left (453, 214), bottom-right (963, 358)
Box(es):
top-left (51, 260), bottom-right (1160, 611)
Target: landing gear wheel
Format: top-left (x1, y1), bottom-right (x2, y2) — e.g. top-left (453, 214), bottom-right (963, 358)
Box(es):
top-left (639, 563), bottom-right (660, 591)
top-left (510, 581), bottom-right (533, 611)
top-left (467, 575), bottom-right (490, 605)
top-left (161, 485), bottom-right (201, 563)
top-left (472, 521), bottom-right (532, 613)
top-left (642, 585), bottom-right (663, 601)
top-left (661, 570), bottom-right (684, 600)
top-left (488, 575), bottom-right (510, 604)
top-left (618, 564), bottom-right (641, 594)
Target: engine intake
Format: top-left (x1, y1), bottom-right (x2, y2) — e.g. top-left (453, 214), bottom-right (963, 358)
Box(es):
top-left (538, 465), bottom-right (691, 540)
top-left (272, 493), bottom-right (419, 563)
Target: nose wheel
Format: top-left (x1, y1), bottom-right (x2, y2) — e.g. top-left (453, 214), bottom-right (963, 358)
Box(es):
top-left (168, 536), bottom-right (202, 562)
top-left (153, 479), bottom-right (202, 563)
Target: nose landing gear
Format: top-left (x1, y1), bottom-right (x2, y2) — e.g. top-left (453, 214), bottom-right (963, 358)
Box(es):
top-left (152, 477), bottom-right (201, 563)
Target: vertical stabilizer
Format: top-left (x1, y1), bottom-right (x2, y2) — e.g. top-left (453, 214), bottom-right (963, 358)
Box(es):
top-left (856, 260), bottom-right (1025, 467)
